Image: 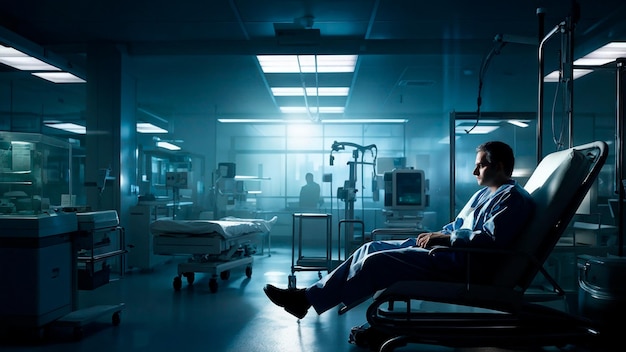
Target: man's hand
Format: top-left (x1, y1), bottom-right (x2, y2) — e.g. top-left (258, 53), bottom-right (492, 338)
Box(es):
top-left (416, 232), bottom-right (449, 248)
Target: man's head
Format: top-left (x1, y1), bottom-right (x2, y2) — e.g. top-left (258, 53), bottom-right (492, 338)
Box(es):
top-left (305, 172), bottom-right (314, 183)
top-left (473, 141), bottom-right (515, 189)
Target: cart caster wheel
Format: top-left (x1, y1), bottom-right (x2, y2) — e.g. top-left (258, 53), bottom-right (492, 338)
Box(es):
top-left (209, 278), bottom-right (218, 293)
top-left (173, 276), bottom-right (182, 291)
top-left (73, 327), bottom-right (83, 340)
top-left (112, 311), bottom-right (121, 326)
top-left (245, 265), bottom-right (252, 278)
top-left (220, 270), bottom-right (231, 280)
top-left (288, 274), bottom-right (296, 289)
top-left (184, 272), bottom-right (195, 285)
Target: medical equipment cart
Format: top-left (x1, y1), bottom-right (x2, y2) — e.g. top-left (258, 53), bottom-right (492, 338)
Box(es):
top-left (53, 210), bottom-right (126, 339)
top-left (288, 213), bottom-right (334, 289)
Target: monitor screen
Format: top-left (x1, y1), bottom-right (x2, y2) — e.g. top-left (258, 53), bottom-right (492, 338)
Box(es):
top-left (383, 169), bottom-right (425, 211)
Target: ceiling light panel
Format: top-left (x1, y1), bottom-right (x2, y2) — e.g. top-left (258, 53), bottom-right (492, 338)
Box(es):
top-left (156, 141), bottom-right (181, 151)
top-left (279, 106), bottom-right (345, 114)
top-left (544, 69), bottom-right (593, 82)
top-left (137, 122), bottom-right (168, 133)
top-left (45, 122), bottom-right (86, 134)
top-left (32, 72), bottom-right (86, 83)
top-left (271, 87), bottom-right (350, 96)
top-left (575, 42), bottom-right (626, 67)
top-left (455, 125), bottom-right (500, 134)
top-left (258, 55), bottom-right (357, 73)
top-left (0, 45), bottom-right (61, 71)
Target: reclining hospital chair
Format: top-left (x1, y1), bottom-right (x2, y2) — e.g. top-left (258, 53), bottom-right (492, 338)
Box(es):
top-left (346, 141), bottom-right (609, 351)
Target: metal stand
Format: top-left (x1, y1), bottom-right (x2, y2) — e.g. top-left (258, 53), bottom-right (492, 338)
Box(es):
top-left (288, 213), bottom-right (333, 289)
top-left (329, 141), bottom-right (377, 258)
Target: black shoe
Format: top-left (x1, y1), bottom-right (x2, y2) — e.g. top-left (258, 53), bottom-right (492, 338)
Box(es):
top-left (263, 284), bottom-right (311, 319)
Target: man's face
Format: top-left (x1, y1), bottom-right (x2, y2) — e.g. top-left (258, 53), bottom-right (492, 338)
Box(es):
top-left (473, 151), bottom-right (499, 187)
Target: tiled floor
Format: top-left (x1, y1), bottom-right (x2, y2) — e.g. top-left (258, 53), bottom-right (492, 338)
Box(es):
top-left (0, 244), bottom-right (612, 352)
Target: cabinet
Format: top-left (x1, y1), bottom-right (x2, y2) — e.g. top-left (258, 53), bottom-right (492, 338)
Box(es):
top-left (0, 212), bottom-right (77, 329)
top-left (127, 204), bottom-right (173, 270)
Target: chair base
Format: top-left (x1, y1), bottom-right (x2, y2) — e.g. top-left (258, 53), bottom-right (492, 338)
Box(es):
top-left (351, 299), bottom-right (603, 351)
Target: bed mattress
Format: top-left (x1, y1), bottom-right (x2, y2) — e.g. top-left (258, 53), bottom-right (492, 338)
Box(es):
top-left (150, 217), bottom-right (276, 255)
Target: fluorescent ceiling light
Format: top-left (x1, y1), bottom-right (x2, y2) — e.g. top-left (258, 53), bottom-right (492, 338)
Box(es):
top-left (544, 69), bottom-right (593, 82)
top-left (280, 106), bottom-right (345, 114)
top-left (137, 122), bottom-right (168, 133)
top-left (217, 118), bottom-right (406, 124)
top-left (271, 87), bottom-right (350, 96)
top-left (31, 72), bottom-right (85, 83)
top-left (257, 55), bottom-right (357, 73)
top-left (507, 120), bottom-right (529, 128)
top-left (0, 45), bottom-right (61, 71)
top-left (321, 119), bottom-right (407, 124)
top-left (156, 141), bottom-right (181, 151)
top-left (574, 42), bottom-right (626, 67)
top-left (218, 118), bottom-right (312, 123)
top-left (45, 122), bottom-right (86, 134)
top-left (438, 136), bottom-right (460, 144)
top-left (455, 125), bottom-right (500, 134)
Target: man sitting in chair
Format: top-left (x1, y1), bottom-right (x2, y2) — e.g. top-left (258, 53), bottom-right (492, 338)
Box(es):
top-left (264, 141), bottom-right (535, 319)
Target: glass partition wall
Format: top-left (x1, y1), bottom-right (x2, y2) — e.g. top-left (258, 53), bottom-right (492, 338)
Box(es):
top-left (214, 117), bottom-right (453, 233)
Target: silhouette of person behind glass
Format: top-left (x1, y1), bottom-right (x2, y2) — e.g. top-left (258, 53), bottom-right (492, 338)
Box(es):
top-left (299, 172), bottom-right (321, 209)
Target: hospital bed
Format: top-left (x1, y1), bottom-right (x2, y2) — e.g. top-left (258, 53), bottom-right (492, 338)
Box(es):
top-left (344, 141), bottom-right (608, 351)
top-left (151, 216), bottom-right (277, 292)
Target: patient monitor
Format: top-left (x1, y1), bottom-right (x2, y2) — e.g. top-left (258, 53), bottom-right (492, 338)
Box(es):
top-left (383, 168), bottom-right (428, 227)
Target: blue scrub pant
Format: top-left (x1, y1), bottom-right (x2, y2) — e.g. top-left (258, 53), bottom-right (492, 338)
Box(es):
top-left (305, 238), bottom-right (459, 314)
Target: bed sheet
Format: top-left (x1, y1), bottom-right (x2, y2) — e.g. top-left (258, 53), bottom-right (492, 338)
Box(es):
top-left (150, 216), bottom-right (277, 238)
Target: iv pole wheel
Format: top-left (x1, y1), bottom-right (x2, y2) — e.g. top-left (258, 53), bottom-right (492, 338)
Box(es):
top-left (288, 274), bottom-right (296, 289)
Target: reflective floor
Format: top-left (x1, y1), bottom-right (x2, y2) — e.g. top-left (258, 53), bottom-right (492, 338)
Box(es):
top-left (0, 244), bottom-right (611, 352)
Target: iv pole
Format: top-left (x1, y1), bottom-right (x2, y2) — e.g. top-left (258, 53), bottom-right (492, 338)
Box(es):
top-left (329, 141), bottom-right (377, 258)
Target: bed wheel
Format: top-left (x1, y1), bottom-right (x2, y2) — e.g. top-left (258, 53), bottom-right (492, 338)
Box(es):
top-left (209, 278), bottom-right (218, 293)
top-left (184, 272), bottom-right (195, 284)
top-left (245, 265), bottom-right (252, 278)
top-left (112, 311), bottom-right (121, 326)
top-left (220, 270), bottom-right (231, 280)
top-left (288, 275), bottom-right (296, 289)
top-left (173, 276), bottom-right (182, 291)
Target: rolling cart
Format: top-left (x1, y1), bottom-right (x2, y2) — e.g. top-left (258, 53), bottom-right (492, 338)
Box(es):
top-left (53, 210), bottom-right (127, 339)
top-left (288, 213), bottom-right (334, 289)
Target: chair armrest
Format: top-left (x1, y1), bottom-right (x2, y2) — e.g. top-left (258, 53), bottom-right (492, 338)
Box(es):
top-left (427, 245), bottom-right (564, 295)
